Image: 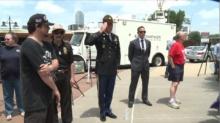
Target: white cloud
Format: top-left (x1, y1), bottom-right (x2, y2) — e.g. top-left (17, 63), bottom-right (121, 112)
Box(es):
top-left (164, 0), bottom-right (191, 8)
top-left (101, 0), bottom-right (191, 19)
top-left (84, 10), bottom-right (106, 25)
top-left (200, 22), bottom-right (208, 26)
top-left (0, 0), bottom-right (25, 7)
top-left (35, 1), bottom-right (65, 14)
top-left (201, 0), bottom-right (208, 4)
top-left (198, 8), bottom-right (219, 19)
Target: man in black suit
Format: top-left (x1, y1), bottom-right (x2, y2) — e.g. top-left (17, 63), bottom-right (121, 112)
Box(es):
top-left (128, 26), bottom-right (152, 108)
top-left (85, 15), bottom-right (121, 122)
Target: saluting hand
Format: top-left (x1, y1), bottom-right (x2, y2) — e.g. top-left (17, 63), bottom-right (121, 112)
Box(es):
top-left (100, 22), bottom-right (108, 33)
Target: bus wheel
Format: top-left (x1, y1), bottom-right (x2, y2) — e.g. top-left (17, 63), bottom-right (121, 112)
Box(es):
top-left (152, 55), bottom-right (164, 66)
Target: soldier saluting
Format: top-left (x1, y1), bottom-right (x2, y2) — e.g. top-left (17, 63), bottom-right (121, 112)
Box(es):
top-left (85, 15), bottom-right (121, 122)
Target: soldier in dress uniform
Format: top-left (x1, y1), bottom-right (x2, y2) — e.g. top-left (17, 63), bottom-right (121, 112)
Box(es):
top-left (85, 15), bottom-right (121, 122)
top-left (51, 24), bottom-right (75, 123)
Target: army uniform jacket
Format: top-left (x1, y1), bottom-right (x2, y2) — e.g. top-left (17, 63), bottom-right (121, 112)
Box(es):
top-left (85, 32), bottom-right (121, 75)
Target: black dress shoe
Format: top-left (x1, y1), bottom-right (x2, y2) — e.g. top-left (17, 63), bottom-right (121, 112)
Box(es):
top-left (128, 102), bottom-right (133, 108)
top-left (106, 112), bottom-right (117, 119)
top-left (143, 100), bottom-right (152, 106)
top-left (100, 115), bottom-right (106, 122)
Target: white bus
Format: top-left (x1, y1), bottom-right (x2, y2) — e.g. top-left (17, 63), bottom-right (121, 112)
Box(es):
top-left (70, 19), bottom-right (176, 72)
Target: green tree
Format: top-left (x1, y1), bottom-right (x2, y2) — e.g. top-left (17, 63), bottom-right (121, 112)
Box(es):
top-left (209, 34), bottom-right (220, 44)
top-left (148, 9), bottom-right (186, 32)
top-left (187, 31), bottom-right (201, 45)
top-left (166, 10), bottom-right (176, 24)
top-left (166, 10), bottom-right (185, 32)
top-left (147, 13), bottom-right (156, 21)
top-left (175, 10), bottom-right (185, 32)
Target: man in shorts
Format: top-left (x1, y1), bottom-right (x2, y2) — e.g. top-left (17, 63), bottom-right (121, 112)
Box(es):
top-left (168, 31), bottom-right (187, 109)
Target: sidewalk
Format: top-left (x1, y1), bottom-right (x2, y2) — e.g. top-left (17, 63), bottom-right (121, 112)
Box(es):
top-left (73, 63), bottom-right (219, 123)
top-left (0, 63), bottom-right (218, 123)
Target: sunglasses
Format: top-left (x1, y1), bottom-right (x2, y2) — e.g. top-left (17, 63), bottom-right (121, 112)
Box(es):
top-left (4, 38), bottom-right (10, 41)
top-left (53, 31), bottom-right (64, 35)
top-left (139, 31), bottom-right (146, 34)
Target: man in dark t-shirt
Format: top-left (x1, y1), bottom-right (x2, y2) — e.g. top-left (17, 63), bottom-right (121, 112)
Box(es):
top-left (21, 13), bottom-right (60, 123)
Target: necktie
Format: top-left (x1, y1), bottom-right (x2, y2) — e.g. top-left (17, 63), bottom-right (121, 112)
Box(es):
top-left (141, 39), bottom-right (144, 51)
top-left (108, 34), bottom-right (112, 41)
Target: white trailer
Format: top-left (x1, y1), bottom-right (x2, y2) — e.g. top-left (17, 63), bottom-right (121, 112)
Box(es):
top-left (70, 19), bottom-right (176, 72)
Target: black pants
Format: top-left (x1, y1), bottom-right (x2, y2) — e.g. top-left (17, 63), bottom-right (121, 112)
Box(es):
top-left (97, 74), bottom-right (116, 116)
top-left (53, 73), bottom-right (73, 123)
top-left (128, 69), bottom-right (149, 102)
top-left (24, 103), bottom-right (54, 123)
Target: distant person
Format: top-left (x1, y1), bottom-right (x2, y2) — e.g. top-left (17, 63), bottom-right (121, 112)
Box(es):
top-left (0, 32), bottom-right (24, 120)
top-left (51, 24), bottom-right (75, 123)
top-left (21, 13), bottom-right (60, 123)
top-left (85, 15), bottom-right (121, 122)
top-left (128, 26), bottom-right (152, 108)
top-left (168, 31), bottom-right (187, 109)
top-left (213, 42), bottom-right (220, 75)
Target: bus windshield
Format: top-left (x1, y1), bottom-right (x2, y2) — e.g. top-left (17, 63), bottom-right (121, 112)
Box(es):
top-left (70, 32), bottom-right (84, 46)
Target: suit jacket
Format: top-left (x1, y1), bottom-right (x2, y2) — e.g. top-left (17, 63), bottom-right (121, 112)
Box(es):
top-left (128, 38), bottom-right (151, 72)
top-left (85, 32), bottom-right (121, 75)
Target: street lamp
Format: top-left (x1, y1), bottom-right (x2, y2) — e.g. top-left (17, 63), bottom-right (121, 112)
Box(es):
top-left (1, 16), bottom-right (18, 32)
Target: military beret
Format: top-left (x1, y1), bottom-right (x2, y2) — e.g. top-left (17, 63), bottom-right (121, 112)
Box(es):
top-left (103, 15), bottom-right (113, 23)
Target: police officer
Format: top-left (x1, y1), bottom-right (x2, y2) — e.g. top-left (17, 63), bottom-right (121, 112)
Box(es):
top-left (85, 15), bottom-right (121, 122)
top-left (51, 24), bottom-right (75, 123)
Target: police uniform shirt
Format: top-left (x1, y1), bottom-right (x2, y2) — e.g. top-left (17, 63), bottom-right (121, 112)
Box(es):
top-left (52, 41), bottom-right (74, 70)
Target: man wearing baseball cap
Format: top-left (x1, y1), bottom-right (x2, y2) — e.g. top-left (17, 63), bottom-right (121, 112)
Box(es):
top-left (85, 14), bottom-right (121, 122)
top-left (51, 24), bottom-right (75, 123)
top-left (20, 13), bottom-right (60, 123)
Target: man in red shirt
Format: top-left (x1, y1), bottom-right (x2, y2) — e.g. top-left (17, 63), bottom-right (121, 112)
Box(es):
top-left (168, 31), bottom-right (187, 109)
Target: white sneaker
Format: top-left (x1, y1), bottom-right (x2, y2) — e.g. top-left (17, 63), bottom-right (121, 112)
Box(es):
top-left (168, 102), bottom-right (180, 109)
top-left (175, 99), bottom-right (181, 104)
top-left (20, 112), bottom-right (25, 117)
top-left (6, 115), bottom-right (12, 121)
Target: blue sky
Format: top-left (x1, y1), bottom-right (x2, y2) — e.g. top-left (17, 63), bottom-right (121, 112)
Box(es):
top-left (0, 0), bottom-right (219, 34)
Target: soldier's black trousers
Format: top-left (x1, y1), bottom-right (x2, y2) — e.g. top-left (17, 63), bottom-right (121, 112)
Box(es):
top-left (128, 69), bottom-right (149, 102)
top-left (52, 73), bottom-right (73, 123)
top-left (97, 74), bottom-right (116, 116)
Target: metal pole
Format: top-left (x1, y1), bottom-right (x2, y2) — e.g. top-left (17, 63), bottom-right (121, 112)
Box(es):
top-left (87, 47), bottom-right (92, 86)
top-left (87, 57), bottom-right (90, 83)
top-left (9, 16), bottom-right (11, 32)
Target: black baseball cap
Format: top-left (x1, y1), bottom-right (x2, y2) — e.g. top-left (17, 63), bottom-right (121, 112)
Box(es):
top-left (27, 13), bottom-right (54, 26)
top-left (103, 15), bottom-right (113, 23)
